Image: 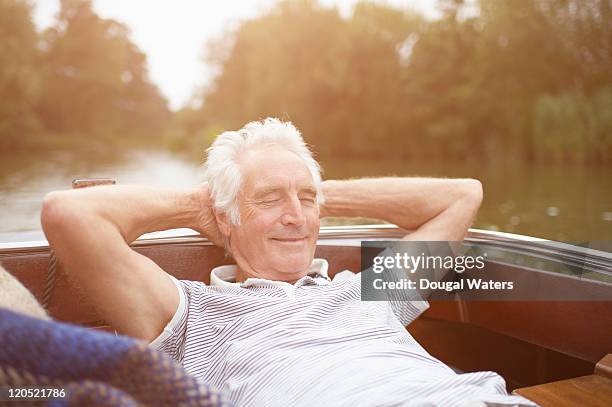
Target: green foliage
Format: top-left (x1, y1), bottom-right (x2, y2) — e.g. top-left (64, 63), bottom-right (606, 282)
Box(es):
top-left (37, 0), bottom-right (169, 137)
top-left (0, 0), bottom-right (41, 149)
top-left (191, 0), bottom-right (424, 158)
top-left (182, 0), bottom-right (612, 164)
top-left (532, 87), bottom-right (612, 163)
top-left (0, 0), bottom-right (169, 152)
top-left (1, 0), bottom-right (610, 164)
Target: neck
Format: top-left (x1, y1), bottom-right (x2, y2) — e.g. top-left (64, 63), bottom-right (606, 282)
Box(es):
top-left (235, 266), bottom-right (248, 283)
top-left (234, 263), bottom-right (304, 284)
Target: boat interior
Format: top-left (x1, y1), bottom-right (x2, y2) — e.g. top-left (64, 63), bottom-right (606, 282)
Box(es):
top-left (1, 225), bottom-right (611, 404)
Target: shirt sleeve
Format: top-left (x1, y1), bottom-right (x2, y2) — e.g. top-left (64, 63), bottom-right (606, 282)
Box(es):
top-left (149, 275), bottom-right (189, 364)
top-left (387, 293), bottom-right (430, 326)
top-left (361, 246), bottom-right (440, 327)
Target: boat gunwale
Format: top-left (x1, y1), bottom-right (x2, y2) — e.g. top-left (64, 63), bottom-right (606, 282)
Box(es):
top-left (0, 225), bottom-right (546, 252)
top-left (1, 225), bottom-right (609, 272)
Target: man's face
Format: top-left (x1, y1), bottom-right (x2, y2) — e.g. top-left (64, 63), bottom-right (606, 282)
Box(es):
top-left (228, 144), bottom-right (320, 282)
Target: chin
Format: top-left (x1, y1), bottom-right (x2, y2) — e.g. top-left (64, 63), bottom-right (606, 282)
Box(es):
top-left (273, 252), bottom-right (312, 274)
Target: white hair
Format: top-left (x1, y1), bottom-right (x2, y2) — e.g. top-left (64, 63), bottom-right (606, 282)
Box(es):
top-left (203, 117), bottom-right (324, 226)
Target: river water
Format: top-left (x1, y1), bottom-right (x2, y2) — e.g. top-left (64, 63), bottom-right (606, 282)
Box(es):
top-left (0, 148), bottom-right (610, 243)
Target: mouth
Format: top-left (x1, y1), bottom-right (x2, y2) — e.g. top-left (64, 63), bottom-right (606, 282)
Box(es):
top-left (271, 237), bottom-right (308, 243)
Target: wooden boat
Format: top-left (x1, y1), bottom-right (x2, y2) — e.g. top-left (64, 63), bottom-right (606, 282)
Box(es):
top-left (1, 224), bottom-right (611, 405)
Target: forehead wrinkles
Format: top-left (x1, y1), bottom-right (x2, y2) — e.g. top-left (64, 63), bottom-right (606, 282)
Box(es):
top-left (238, 146), bottom-right (315, 197)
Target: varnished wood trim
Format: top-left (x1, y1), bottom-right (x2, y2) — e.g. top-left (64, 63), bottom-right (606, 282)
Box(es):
top-left (596, 354), bottom-right (612, 379)
top-left (513, 375), bottom-right (612, 406)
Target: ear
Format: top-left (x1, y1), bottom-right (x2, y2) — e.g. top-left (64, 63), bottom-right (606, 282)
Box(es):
top-left (213, 207), bottom-right (231, 237)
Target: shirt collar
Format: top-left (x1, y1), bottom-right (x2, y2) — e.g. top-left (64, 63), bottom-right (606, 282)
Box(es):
top-left (210, 259), bottom-right (330, 288)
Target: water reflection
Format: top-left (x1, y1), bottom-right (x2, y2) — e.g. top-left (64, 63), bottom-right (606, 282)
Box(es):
top-left (317, 156), bottom-right (611, 243)
top-left (0, 149), bottom-right (610, 243)
top-left (0, 149), bottom-right (203, 241)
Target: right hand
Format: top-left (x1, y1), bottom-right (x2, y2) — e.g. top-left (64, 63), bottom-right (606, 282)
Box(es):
top-left (193, 183), bottom-right (225, 247)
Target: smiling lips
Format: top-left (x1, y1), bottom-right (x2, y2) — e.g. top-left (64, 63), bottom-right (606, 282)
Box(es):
top-left (271, 237), bottom-right (307, 242)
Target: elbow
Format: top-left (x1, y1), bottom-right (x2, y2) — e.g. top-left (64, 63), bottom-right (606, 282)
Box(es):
top-left (41, 191), bottom-right (75, 238)
top-left (460, 179), bottom-right (483, 209)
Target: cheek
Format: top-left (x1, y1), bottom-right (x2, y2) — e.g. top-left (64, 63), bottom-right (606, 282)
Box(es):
top-left (241, 203), bottom-right (279, 230)
top-left (237, 213), bottom-right (277, 243)
top-left (306, 207), bottom-right (320, 228)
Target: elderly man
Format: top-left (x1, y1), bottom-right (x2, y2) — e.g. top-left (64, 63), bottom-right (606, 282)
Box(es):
top-left (42, 118), bottom-right (534, 406)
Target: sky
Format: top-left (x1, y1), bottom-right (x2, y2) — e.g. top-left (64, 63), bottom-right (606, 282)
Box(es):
top-left (32, 1), bottom-right (440, 111)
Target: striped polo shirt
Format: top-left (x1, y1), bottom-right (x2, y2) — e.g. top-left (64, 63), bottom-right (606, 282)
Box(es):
top-left (150, 259), bottom-right (535, 407)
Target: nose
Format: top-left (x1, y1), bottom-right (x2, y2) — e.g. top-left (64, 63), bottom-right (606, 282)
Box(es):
top-left (280, 196), bottom-right (306, 227)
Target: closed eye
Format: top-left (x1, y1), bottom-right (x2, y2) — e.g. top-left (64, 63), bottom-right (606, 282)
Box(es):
top-left (259, 199), bottom-right (281, 206)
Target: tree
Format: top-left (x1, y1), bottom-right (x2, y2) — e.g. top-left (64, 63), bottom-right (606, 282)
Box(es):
top-left (183, 0), bottom-right (611, 164)
top-left (37, 0), bottom-right (169, 139)
top-left (0, 0), bottom-right (41, 149)
top-left (194, 0), bottom-right (422, 157)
